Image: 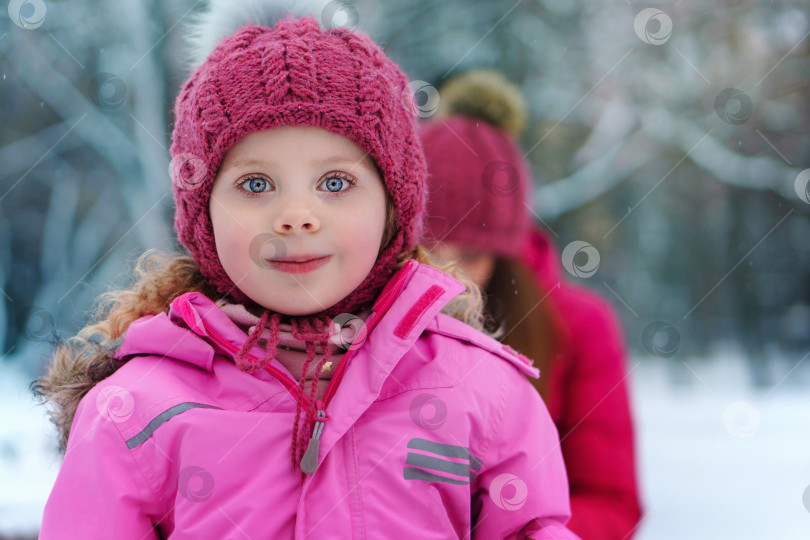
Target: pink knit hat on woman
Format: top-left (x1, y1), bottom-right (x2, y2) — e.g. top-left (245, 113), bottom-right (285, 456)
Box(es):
top-left (419, 70), bottom-right (532, 257)
top-left (170, 16), bottom-right (426, 317)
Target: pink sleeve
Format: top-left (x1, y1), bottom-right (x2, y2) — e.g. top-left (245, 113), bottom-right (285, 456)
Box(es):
top-left (472, 365), bottom-right (581, 540)
top-left (40, 389), bottom-right (160, 539)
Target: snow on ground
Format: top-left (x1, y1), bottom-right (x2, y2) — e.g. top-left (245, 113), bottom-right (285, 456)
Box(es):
top-left (1, 353), bottom-right (809, 538)
top-left (0, 364), bottom-right (60, 538)
top-left (632, 353), bottom-right (810, 540)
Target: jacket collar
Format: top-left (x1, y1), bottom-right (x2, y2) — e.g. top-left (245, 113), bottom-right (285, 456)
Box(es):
top-left (114, 260), bottom-right (466, 376)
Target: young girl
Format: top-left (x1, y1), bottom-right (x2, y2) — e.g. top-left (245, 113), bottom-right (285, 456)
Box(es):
top-left (420, 70), bottom-right (642, 540)
top-left (35, 17), bottom-right (580, 539)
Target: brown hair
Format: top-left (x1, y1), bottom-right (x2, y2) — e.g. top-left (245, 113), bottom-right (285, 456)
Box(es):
top-left (33, 237), bottom-right (492, 452)
top-left (483, 258), bottom-right (565, 401)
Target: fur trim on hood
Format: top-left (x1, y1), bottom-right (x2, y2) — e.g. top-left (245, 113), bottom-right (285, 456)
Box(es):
top-left (33, 337), bottom-right (123, 453)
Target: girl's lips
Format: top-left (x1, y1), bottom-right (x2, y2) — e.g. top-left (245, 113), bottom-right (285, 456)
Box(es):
top-left (266, 255), bottom-right (331, 274)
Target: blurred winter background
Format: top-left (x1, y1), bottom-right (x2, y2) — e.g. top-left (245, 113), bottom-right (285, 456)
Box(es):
top-left (1, 0), bottom-right (809, 538)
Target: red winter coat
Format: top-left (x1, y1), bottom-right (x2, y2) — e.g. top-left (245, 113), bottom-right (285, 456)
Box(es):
top-left (521, 227), bottom-right (642, 540)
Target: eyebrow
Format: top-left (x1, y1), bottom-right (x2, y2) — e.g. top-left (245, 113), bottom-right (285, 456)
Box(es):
top-left (222, 153), bottom-right (376, 174)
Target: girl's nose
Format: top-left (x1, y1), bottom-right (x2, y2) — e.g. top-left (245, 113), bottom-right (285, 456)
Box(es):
top-left (274, 206), bottom-right (321, 234)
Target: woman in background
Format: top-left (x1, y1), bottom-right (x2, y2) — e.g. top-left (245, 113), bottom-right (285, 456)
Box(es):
top-left (420, 70), bottom-right (643, 540)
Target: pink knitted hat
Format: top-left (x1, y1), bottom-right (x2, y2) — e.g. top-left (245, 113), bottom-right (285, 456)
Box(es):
top-left (419, 70), bottom-right (532, 257)
top-left (169, 17), bottom-right (426, 317)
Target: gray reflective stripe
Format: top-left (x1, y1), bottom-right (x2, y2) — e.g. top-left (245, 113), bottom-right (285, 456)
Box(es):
top-left (406, 452), bottom-right (469, 478)
top-left (407, 438), bottom-right (469, 460)
top-left (126, 402), bottom-right (222, 450)
top-left (404, 467), bottom-right (469, 485)
top-left (405, 438), bottom-right (483, 482)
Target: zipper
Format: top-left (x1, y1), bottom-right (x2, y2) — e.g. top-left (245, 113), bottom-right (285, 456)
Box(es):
top-left (300, 399), bottom-right (329, 474)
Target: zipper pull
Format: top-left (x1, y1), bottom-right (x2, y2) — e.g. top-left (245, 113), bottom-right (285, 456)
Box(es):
top-left (301, 402), bottom-right (328, 474)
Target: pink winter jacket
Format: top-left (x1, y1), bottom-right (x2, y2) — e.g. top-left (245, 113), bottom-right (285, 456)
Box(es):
top-left (40, 260), bottom-right (580, 539)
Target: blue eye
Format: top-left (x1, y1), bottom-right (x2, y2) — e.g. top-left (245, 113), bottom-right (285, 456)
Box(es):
top-left (240, 176), bottom-right (272, 194)
top-left (320, 174), bottom-right (354, 193)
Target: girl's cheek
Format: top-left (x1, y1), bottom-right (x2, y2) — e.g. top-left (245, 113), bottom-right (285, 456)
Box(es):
top-left (338, 217), bottom-right (377, 244)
